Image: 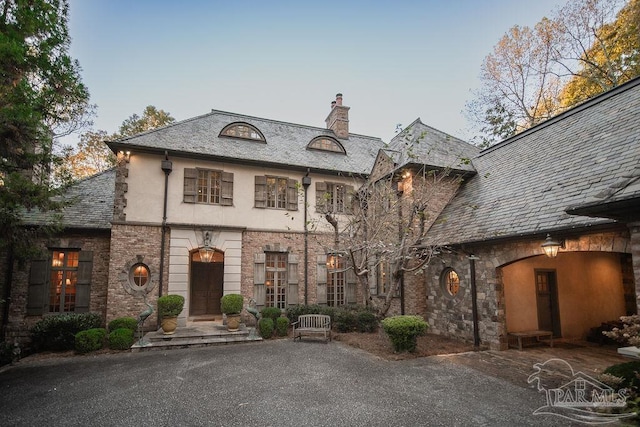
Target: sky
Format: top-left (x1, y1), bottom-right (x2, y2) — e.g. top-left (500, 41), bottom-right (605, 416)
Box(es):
top-left (65, 0), bottom-right (565, 145)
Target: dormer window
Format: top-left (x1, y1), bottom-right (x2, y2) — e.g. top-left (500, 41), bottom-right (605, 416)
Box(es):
top-left (219, 122), bottom-right (265, 142)
top-left (307, 136), bottom-right (345, 154)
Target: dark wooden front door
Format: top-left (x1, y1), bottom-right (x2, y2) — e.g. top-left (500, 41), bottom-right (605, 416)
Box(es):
top-left (190, 262), bottom-right (224, 316)
top-left (535, 269), bottom-right (561, 337)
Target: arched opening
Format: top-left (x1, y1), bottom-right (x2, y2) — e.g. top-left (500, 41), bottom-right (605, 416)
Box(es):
top-left (190, 248), bottom-right (224, 319)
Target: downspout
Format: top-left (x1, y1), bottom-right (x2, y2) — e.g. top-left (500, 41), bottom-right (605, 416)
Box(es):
top-left (302, 170), bottom-right (311, 305)
top-left (158, 152), bottom-right (172, 315)
top-left (469, 254), bottom-right (481, 348)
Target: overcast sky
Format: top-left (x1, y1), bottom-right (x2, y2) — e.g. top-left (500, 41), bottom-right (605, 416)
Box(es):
top-left (66, 0), bottom-right (564, 145)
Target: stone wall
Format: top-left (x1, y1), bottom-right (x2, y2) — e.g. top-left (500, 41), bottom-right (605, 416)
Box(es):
top-left (4, 231), bottom-right (111, 346)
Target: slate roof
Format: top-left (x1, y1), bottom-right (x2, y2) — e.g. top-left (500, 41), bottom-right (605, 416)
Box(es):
top-left (386, 119), bottom-right (480, 174)
top-left (425, 77), bottom-right (640, 246)
top-left (22, 168), bottom-right (115, 230)
top-left (107, 110), bottom-right (386, 176)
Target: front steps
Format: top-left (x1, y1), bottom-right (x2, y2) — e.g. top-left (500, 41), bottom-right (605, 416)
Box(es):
top-left (131, 321), bottom-right (262, 352)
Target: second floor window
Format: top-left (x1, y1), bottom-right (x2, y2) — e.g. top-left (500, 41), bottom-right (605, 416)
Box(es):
top-left (316, 182), bottom-right (354, 214)
top-left (184, 168), bottom-right (234, 206)
top-left (255, 176), bottom-right (298, 211)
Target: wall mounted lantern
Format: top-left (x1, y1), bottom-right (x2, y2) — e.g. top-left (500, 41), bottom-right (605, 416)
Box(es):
top-left (541, 234), bottom-right (563, 258)
top-left (199, 231), bottom-right (215, 263)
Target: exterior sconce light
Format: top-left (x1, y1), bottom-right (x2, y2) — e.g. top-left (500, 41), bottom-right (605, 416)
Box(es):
top-left (199, 231), bottom-right (215, 263)
top-left (541, 234), bottom-right (563, 258)
top-left (119, 150), bottom-right (131, 163)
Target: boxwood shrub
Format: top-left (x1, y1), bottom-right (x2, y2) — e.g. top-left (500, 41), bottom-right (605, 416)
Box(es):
top-left (75, 328), bottom-right (107, 354)
top-left (31, 312), bottom-right (103, 352)
top-left (603, 361), bottom-right (640, 389)
top-left (285, 305), bottom-right (336, 324)
top-left (275, 316), bottom-right (290, 337)
top-left (258, 318), bottom-right (274, 339)
top-left (261, 307), bottom-right (282, 323)
top-left (108, 317), bottom-right (138, 333)
top-left (381, 315), bottom-right (428, 353)
top-left (108, 328), bottom-right (135, 350)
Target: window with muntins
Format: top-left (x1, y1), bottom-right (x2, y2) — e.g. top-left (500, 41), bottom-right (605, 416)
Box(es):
top-left (184, 168), bottom-right (233, 205)
top-left (49, 250), bottom-right (79, 312)
top-left (307, 136), bottom-right (345, 154)
top-left (315, 182), bottom-right (354, 213)
top-left (327, 254), bottom-right (345, 307)
top-left (265, 253), bottom-right (287, 309)
top-left (220, 123), bottom-right (265, 142)
top-left (254, 176), bottom-right (298, 210)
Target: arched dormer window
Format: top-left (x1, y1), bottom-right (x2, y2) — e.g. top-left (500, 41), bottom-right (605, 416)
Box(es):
top-left (307, 136), bottom-right (345, 154)
top-left (219, 122), bottom-right (266, 142)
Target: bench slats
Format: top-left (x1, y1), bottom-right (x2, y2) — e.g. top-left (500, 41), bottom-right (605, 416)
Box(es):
top-left (292, 314), bottom-right (332, 342)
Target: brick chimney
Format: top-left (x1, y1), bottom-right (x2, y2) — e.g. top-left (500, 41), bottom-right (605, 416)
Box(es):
top-left (325, 93), bottom-right (350, 139)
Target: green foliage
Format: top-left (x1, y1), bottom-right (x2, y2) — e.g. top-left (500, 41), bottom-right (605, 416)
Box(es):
top-left (356, 310), bottom-right (379, 333)
top-left (275, 317), bottom-right (290, 337)
top-left (117, 105), bottom-right (175, 137)
top-left (0, 0), bottom-right (92, 260)
top-left (31, 312), bottom-right (102, 352)
top-left (157, 295), bottom-right (184, 317)
top-left (220, 294), bottom-right (243, 315)
top-left (108, 328), bottom-right (135, 350)
top-left (258, 318), bottom-right (274, 339)
top-left (285, 305), bottom-right (336, 324)
top-left (74, 328), bottom-right (106, 354)
top-left (0, 342), bottom-right (15, 367)
top-left (108, 317), bottom-right (138, 333)
top-left (261, 307), bottom-right (282, 323)
top-left (335, 310), bottom-right (357, 333)
top-left (333, 306), bottom-right (378, 333)
top-left (603, 361), bottom-right (640, 389)
top-left (381, 315), bottom-right (428, 353)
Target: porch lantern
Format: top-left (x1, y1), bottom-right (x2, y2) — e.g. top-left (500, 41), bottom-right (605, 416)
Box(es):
top-left (199, 231), bottom-right (215, 263)
top-left (541, 234), bottom-right (562, 258)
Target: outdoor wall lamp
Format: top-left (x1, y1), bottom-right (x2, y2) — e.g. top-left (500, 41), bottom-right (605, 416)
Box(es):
top-left (199, 231), bottom-right (215, 263)
top-left (541, 234), bottom-right (564, 258)
top-left (118, 150), bottom-right (131, 163)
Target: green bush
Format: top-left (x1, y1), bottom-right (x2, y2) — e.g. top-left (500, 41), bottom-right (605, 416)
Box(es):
top-left (381, 315), bottom-right (428, 353)
top-left (75, 328), bottom-right (106, 354)
top-left (356, 310), bottom-right (378, 333)
top-left (335, 310), bottom-right (357, 333)
top-left (221, 294), bottom-right (243, 315)
top-left (261, 307), bottom-right (282, 323)
top-left (603, 361), bottom-right (640, 389)
top-left (157, 295), bottom-right (184, 317)
top-left (31, 312), bottom-right (103, 352)
top-left (108, 328), bottom-right (135, 350)
top-left (258, 318), bottom-right (274, 339)
top-left (108, 317), bottom-right (138, 332)
top-left (0, 342), bottom-right (14, 367)
top-left (275, 316), bottom-right (290, 337)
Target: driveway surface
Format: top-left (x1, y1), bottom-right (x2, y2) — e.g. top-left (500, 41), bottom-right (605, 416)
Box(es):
top-left (0, 340), bottom-right (619, 426)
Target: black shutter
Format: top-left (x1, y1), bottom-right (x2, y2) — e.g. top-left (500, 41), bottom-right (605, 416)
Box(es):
top-left (75, 251), bottom-right (93, 313)
top-left (27, 259), bottom-right (48, 315)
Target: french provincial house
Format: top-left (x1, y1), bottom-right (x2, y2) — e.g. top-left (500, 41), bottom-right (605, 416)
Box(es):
top-left (1, 78), bottom-right (639, 351)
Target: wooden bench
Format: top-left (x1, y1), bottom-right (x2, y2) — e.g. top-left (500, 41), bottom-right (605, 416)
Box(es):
top-left (508, 330), bottom-right (553, 350)
top-left (292, 314), bottom-right (332, 342)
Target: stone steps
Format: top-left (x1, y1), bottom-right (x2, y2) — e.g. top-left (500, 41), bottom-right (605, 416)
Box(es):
top-left (131, 322), bottom-right (262, 352)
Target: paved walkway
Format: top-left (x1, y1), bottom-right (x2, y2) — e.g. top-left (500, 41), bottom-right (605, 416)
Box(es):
top-left (0, 340), bottom-right (631, 426)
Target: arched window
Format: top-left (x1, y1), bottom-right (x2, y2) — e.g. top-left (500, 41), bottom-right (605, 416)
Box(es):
top-left (219, 122), bottom-right (265, 142)
top-left (307, 136), bottom-right (345, 154)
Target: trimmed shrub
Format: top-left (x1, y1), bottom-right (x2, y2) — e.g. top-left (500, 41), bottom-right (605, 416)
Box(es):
top-left (221, 294), bottom-right (243, 315)
top-left (157, 294), bottom-right (185, 317)
top-left (286, 305), bottom-right (337, 324)
top-left (75, 328), bottom-right (107, 354)
top-left (108, 317), bottom-right (138, 333)
top-left (356, 310), bottom-right (378, 333)
top-left (0, 342), bottom-right (14, 367)
top-left (258, 318), bottom-right (274, 339)
top-left (108, 328), bottom-right (135, 350)
top-left (275, 317), bottom-right (290, 337)
top-left (31, 312), bottom-right (103, 352)
top-left (335, 310), bottom-right (357, 333)
top-left (261, 307), bottom-right (282, 323)
top-left (381, 315), bottom-right (428, 353)
top-left (603, 361), bottom-right (640, 389)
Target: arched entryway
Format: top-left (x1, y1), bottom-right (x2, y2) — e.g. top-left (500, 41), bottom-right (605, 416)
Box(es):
top-left (190, 249), bottom-right (224, 320)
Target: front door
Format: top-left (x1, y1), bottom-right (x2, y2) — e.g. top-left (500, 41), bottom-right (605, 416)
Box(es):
top-left (190, 262), bottom-right (224, 317)
top-left (535, 269), bottom-right (561, 337)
